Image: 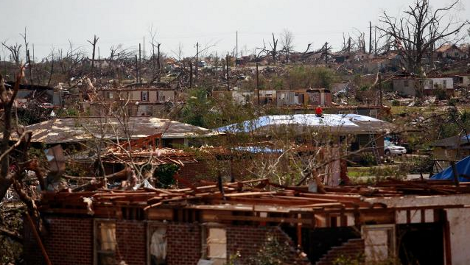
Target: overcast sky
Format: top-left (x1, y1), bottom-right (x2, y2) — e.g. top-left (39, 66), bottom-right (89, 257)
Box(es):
top-left (1, 0), bottom-right (468, 60)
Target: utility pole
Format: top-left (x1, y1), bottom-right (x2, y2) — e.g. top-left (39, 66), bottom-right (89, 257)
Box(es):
top-left (374, 26), bottom-right (378, 55)
top-left (135, 55), bottom-right (139, 83)
top-left (378, 73), bottom-right (383, 107)
top-left (369, 21), bottom-right (373, 54)
top-left (236, 31), bottom-right (238, 60)
top-left (348, 37), bottom-right (351, 53)
top-left (195, 42), bottom-right (199, 81)
top-left (98, 47), bottom-right (101, 78)
top-left (139, 43), bottom-right (142, 83)
top-left (256, 62), bottom-right (260, 105)
top-left (226, 54), bottom-right (230, 91)
top-left (189, 61), bottom-right (193, 88)
top-left (324, 42), bottom-right (328, 64)
top-left (26, 49), bottom-right (32, 84)
top-left (157, 43), bottom-right (161, 70)
top-left (142, 37), bottom-right (146, 59)
top-left (157, 43), bottom-right (161, 82)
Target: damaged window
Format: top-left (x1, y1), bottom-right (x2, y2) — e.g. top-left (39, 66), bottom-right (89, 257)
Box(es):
top-left (149, 225), bottom-right (167, 265)
top-left (142, 91), bottom-right (149, 101)
top-left (95, 221), bottom-right (117, 265)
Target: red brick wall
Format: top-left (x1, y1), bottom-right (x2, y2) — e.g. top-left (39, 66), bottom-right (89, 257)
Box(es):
top-left (166, 223), bottom-right (201, 265)
top-left (316, 238), bottom-right (365, 265)
top-left (24, 217), bottom-right (308, 265)
top-left (24, 216), bottom-right (93, 265)
top-left (226, 226), bottom-right (309, 265)
top-left (227, 226), bottom-right (269, 262)
top-left (116, 221), bottom-right (146, 265)
top-left (177, 161), bottom-right (213, 184)
top-left (177, 159), bottom-right (262, 186)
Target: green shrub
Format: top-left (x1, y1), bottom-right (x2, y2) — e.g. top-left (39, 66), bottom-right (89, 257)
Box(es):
top-left (154, 164), bottom-right (179, 188)
top-left (358, 152), bottom-right (377, 166)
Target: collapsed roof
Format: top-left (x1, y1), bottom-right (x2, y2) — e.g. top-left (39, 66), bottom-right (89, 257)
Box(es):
top-left (39, 178), bottom-right (470, 227)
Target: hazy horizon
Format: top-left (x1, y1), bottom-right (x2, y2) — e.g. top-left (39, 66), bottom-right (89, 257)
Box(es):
top-left (1, 0), bottom-right (468, 61)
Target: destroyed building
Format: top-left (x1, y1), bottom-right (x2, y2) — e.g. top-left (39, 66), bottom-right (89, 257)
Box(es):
top-left (392, 76), bottom-right (454, 97)
top-left (22, 179), bottom-right (470, 265)
top-left (86, 86), bottom-right (177, 116)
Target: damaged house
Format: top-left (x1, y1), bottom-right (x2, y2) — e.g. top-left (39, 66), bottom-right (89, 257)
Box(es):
top-left (22, 179), bottom-right (470, 265)
top-left (392, 76), bottom-right (454, 97)
top-left (6, 116), bottom-right (218, 180)
top-left (84, 86), bottom-right (177, 116)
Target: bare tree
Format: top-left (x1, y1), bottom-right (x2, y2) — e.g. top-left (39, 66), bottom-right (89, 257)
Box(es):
top-left (87, 35), bottom-right (99, 76)
top-left (468, 29), bottom-right (470, 59)
top-left (2, 42), bottom-right (22, 66)
top-left (341, 33), bottom-right (352, 53)
top-left (378, 0), bottom-right (469, 74)
top-left (269, 33), bottom-right (279, 64)
top-left (0, 66), bottom-right (46, 211)
top-left (149, 26), bottom-right (162, 71)
top-left (148, 26), bottom-right (162, 83)
top-left (280, 29), bottom-right (294, 63)
top-left (58, 41), bottom-right (85, 87)
top-left (46, 48), bottom-right (55, 87)
top-left (20, 28), bottom-right (34, 84)
top-left (109, 44), bottom-right (132, 61)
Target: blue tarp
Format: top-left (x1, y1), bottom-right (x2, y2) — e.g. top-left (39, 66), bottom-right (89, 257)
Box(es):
top-left (431, 156), bottom-right (470, 182)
